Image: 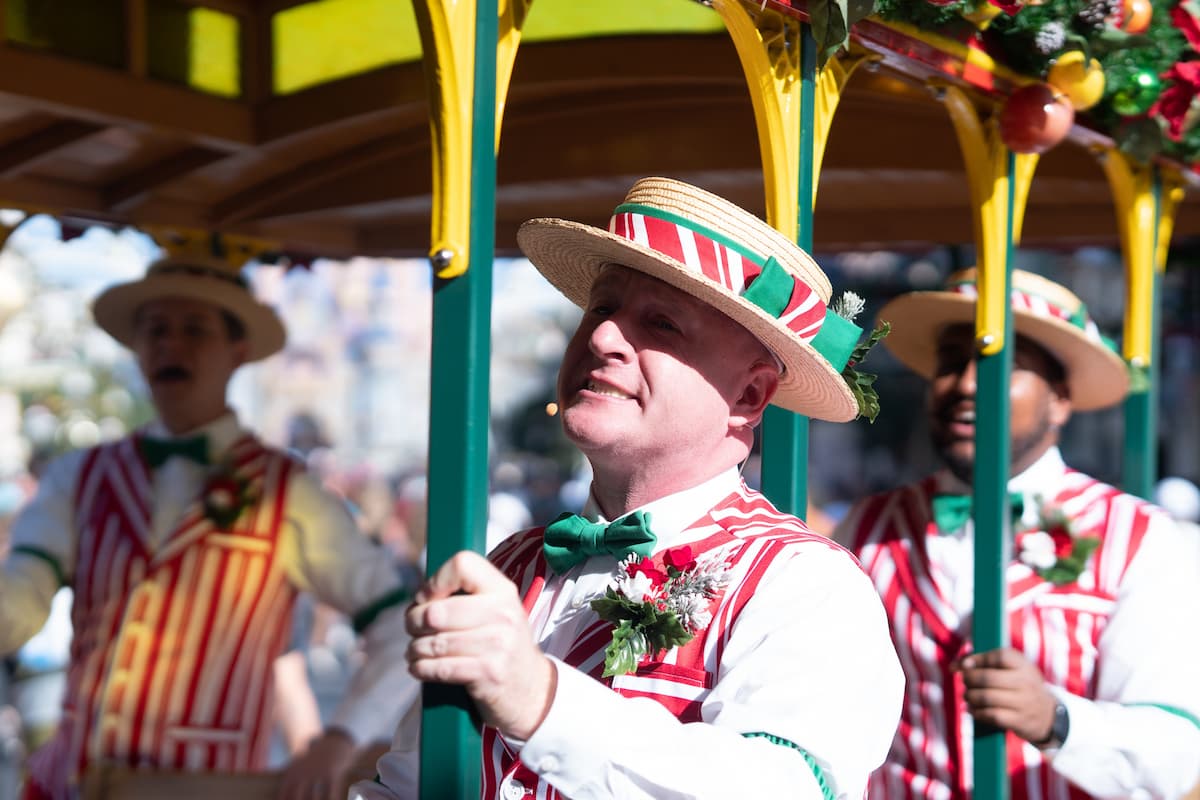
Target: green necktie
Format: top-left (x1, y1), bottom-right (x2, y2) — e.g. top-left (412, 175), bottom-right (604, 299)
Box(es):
top-left (139, 434), bottom-right (210, 469)
top-left (930, 492), bottom-right (1025, 535)
top-left (542, 510), bottom-right (657, 574)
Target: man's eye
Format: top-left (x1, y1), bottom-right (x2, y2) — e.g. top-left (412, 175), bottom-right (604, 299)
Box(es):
top-left (652, 317), bottom-right (680, 333)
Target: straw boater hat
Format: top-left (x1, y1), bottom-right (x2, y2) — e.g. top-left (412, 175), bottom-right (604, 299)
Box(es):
top-left (92, 256), bottom-right (286, 362)
top-left (516, 176), bottom-right (865, 422)
top-left (877, 267), bottom-right (1129, 411)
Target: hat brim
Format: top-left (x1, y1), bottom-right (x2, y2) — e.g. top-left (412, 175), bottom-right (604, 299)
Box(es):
top-left (877, 291), bottom-right (1129, 411)
top-left (517, 218), bottom-right (857, 422)
top-left (92, 275), bottom-right (286, 362)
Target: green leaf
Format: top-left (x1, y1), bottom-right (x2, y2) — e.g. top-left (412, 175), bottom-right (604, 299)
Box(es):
top-left (602, 621), bottom-right (648, 678)
top-left (809, 0), bottom-right (850, 68)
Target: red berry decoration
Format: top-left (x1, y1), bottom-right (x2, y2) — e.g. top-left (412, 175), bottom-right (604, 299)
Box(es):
top-left (999, 83), bottom-right (1076, 154)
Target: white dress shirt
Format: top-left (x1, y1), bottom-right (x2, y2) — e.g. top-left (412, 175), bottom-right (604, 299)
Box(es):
top-left (355, 468), bottom-right (904, 800)
top-left (908, 447), bottom-right (1200, 798)
top-left (0, 411), bottom-right (418, 744)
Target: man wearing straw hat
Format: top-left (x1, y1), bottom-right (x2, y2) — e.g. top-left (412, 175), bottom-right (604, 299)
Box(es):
top-left (0, 256), bottom-right (418, 800)
top-left (834, 269), bottom-right (1200, 800)
top-left (356, 177), bottom-right (903, 800)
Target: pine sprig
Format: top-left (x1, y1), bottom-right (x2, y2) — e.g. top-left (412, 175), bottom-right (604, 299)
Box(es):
top-left (844, 321), bottom-right (891, 423)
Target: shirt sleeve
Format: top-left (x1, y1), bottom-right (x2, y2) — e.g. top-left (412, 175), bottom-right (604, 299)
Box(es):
top-left (517, 544), bottom-right (905, 800)
top-left (0, 450), bottom-right (84, 654)
top-left (276, 468), bottom-right (420, 745)
top-left (1048, 514), bottom-right (1200, 799)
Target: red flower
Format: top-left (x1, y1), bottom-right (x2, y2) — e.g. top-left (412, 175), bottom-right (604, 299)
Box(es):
top-left (664, 545), bottom-right (697, 573)
top-left (626, 558), bottom-right (669, 587)
top-left (1047, 527), bottom-right (1074, 559)
top-left (1173, 0), bottom-right (1200, 51)
top-left (1151, 61), bottom-right (1200, 141)
top-left (986, 0), bottom-right (1024, 15)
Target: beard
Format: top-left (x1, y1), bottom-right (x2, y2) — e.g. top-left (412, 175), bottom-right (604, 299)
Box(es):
top-left (933, 411), bottom-right (1056, 484)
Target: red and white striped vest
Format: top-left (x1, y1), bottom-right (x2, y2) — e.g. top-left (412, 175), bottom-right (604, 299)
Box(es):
top-left (846, 470), bottom-right (1159, 800)
top-left (27, 433), bottom-right (299, 800)
top-left (479, 483), bottom-right (844, 800)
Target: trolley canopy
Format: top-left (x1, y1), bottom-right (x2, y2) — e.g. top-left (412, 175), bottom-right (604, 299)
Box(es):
top-left (1, 0), bottom-right (1198, 258)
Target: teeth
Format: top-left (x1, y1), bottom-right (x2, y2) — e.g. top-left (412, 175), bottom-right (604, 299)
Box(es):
top-left (954, 411), bottom-right (975, 423)
top-left (587, 381), bottom-right (632, 399)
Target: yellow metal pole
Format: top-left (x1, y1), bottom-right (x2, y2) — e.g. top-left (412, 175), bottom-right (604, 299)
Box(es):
top-left (1100, 153), bottom-right (1187, 497)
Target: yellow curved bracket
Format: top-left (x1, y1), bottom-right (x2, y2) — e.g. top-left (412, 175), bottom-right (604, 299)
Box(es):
top-left (1100, 153), bottom-right (1186, 366)
top-left (413, 0), bottom-right (477, 279)
top-left (496, 0), bottom-right (534, 151)
top-left (812, 53), bottom-right (877, 203)
top-left (712, 0), bottom-right (870, 233)
top-left (711, 0), bottom-right (801, 235)
top-left (414, 0), bottom-right (531, 278)
top-left (937, 83), bottom-right (1039, 356)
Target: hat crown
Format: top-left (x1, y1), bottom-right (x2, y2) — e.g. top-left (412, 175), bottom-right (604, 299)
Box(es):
top-left (946, 267), bottom-right (1085, 317)
top-left (617, 177), bottom-right (832, 303)
top-left (144, 256), bottom-right (250, 291)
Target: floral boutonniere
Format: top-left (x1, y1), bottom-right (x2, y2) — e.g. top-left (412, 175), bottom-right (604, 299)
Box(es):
top-left (590, 545), bottom-right (730, 678)
top-left (201, 464), bottom-right (255, 529)
top-left (1016, 502), bottom-right (1100, 586)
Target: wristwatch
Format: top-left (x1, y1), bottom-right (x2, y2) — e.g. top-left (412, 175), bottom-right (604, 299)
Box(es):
top-left (1035, 701), bottom-right (1070, 750)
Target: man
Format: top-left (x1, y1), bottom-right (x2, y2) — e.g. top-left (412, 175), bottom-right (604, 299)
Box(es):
top-left (355, 177), bottom-right (904, 799)
top-left (834, 268), bottom-right (1200, 799)
top-left (0, 256), bottom-right (417, 800)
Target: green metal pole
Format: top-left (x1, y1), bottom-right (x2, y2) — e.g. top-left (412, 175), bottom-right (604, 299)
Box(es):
top-left (761, 21), bottom-right (815, 519)
top-left (420, 3), bottom-right (497, 797)
top-left (972, 150), bottom-right (1016, 800)
top-left (1122, 170), bottom-right (1162, 500)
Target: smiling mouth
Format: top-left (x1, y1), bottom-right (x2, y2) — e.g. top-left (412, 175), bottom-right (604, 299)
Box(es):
top-left (585, 380), bottom-right (634, 400)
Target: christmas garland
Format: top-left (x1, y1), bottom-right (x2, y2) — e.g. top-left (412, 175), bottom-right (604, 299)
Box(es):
top-left (865, 0), bottom-right (1200, 165)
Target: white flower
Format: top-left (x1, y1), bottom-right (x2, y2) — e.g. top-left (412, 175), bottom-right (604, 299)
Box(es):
top-left (833, 291), bottom-right (866, 322)
top-left (673, 592), bottom-right (713, 632)
top-left (616, 571), bottom-right (660, 603)
top-left (1019, 531), bottom-right (1058, 570)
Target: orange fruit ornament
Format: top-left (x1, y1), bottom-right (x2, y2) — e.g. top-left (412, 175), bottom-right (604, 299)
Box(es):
top-left (1120, 0), bottom-right (1153, 33)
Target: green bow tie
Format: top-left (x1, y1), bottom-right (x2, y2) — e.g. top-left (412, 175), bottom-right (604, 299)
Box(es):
top-left (139, 434), bottom-right (209, 469)
top-left (930, 492), bottom-right (1025, 535)
top-left (542, 510), bottom-right (657, 574)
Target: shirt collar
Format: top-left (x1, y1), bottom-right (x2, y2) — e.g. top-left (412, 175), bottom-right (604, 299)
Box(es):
top-left (144, 411), bottom-right (244, 463)
top-left (579, 467), bottom-right (742, 552)
top-left (933, 446), bottom-right (1066, 528)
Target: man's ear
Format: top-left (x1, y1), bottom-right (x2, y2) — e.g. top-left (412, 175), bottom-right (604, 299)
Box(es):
top-left (730, 361), bottom-right (779, 430)
top-left (231, 338), bottom-right (251, 369)
top-left (1048, 380), bottom-right (1072, 430)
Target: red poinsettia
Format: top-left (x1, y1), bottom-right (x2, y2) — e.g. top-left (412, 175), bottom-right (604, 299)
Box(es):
top-left (1173, 0), bottom-right (1200, 51)
top-left (664, 545), bottom-right (698, 573)
top-left (986, 0), bottom-right (1024, 15)
top-left (1151, 61), bottom-right (1200, 141)
top-left (626, 557), bottom-right (669, 587)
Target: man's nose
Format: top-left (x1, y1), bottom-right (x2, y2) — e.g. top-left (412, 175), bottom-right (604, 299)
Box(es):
top-left (588, 317), bottom-right (634, 361)
top-left (953, 359), bottom-right (978, 394)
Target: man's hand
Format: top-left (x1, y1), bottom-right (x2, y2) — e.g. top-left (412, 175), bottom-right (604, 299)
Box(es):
top-left (277, 728), bottom-right (357, 800)
top-left (954, 647), bottom-right (1057, 744)
top-left (406, 551), bottom-right (557, 739)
